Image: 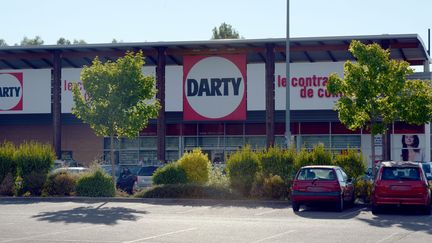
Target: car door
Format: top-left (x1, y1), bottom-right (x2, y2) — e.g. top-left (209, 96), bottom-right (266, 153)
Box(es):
top-left (336, 169), bottom-right (354, 201)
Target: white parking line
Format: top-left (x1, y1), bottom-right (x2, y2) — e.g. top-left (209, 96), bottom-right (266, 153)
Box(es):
top-left (254, 209), bottom-right (279, 216)
top-left (252, 230), bottom-right (296, 243)
top-left (338, 207), bottom-right (366, 218)
top-left (0, 225), bottom-right (104, 243)
top-left (176, 206), bottom-right (210, 214)
top-left (375, 232), bottom-right (399, 243)
top-left (122, 227), bottom-right (197, 243)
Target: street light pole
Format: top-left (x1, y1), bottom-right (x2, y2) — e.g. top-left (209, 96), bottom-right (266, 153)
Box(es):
top-left (285, 0), bottom-right (291, 147)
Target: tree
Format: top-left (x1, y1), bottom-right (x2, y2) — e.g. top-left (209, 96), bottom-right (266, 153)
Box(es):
top-left (72, 51), bottom-right (160, 185)
top-left (57, 38), bottom-right (87, 45)
top-left (0, 39), bottom-right (8, 47)
top-left (20, 36), bottom-right (44, 46)
top-left (57, 37), bottom-right (71, 45)
top-left (327, 40), bottom-right (432, 175)
top-left (211, 22), bottom-right (241, 39)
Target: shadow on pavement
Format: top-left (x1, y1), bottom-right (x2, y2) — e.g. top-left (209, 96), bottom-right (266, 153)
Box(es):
top-left (138, 198), bottom-right (291, 209)
top-left (293, 203), bottom-right (364, 219)
top-left (357, 206), bottom-right (432, 235)
top-left (32, 202), bottom-right (148, 225)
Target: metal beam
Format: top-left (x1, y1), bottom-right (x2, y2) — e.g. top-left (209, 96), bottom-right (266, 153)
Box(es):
top-left (0, 60), bottom-right (18, 69)
top-left (52, 51), bottom-right (62, 159)
top-left (265, 43), bottom-right (275, 148)
top-left (156, 47), bottom-right (166, 162)
top-left (20, 59), bottom-right (37, 69)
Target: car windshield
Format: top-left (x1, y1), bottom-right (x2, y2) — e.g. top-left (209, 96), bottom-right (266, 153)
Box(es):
top-left (296, 168), bottom-right (336, 181)
top-left (381, 167), bottom-right (420, 180)
top-left (137, 166), bottom-right (159, 176)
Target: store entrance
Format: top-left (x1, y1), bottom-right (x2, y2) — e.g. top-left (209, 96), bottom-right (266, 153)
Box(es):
top-left (201, 149), bottom-right (225, 165)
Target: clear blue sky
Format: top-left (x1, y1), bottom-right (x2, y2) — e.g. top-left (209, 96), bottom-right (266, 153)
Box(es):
top-left (1, 0), bottom-right (431, 47)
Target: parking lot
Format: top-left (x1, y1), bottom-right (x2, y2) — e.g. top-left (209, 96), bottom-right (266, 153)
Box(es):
top-left (0, 198), bottom-right (431, 243)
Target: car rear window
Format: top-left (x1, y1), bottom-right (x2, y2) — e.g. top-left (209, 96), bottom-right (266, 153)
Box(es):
top-left (422, 163), bottom-right (431, 174)
top-left (381, 167), bottom-right (420, 180)
top-left (296, 168), bottom-right (336, 181)
top-left (137, 166), bottom-right (159, 176)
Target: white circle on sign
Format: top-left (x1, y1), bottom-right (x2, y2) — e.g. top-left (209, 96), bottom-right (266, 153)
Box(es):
top-left (185, 57), bottom-right (245, 118)
top-left (0, 74), bottom-right (22, 110)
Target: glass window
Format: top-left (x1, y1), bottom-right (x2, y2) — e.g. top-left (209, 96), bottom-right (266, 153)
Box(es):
top-left (139, 150), bottom-right (157, 164)
top-left (184, 137), bottom-right (197, 147)
top-left (331, 135), bottom-right (361, 149)
top-left (296, 168), bottom-right (336, 181)
top-left (119, 150), bottom-right (139, 164)
top-left (166, 137), bottom-right (179, 149)
top-left (226, 136), bottom-right (243, 147)
top-left (245, 136), bottom-right (266, 149)
top-left (121, 138), bottom-right (139, 149)
top-left (104, 137), bottom-right (120, 150)
top-left (140, 137), bottom-right (157, 149)
top-left (198, 137), bottom-right (220, 147)
top-left (166, 150), bottom-right (179, 162)
top-left (382, 167), bottom-right (420, 180)
top-left (301, 136), bottom-right (330, 148)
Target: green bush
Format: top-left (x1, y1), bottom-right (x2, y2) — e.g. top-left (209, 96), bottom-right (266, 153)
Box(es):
top-left (15, 141), bottom-right (55, 196)
top-left (0, 173), bottom-right (14, 196)
top-left (226, 146), bottom-right (261, 196)
top-left (354, 179), bottom-right (373, 203)
top-left (207, 166), bottom-right (229, 188)
top-left (139, 184), bottom-right (240, 199)
top-left (333, 149), bottom-right (366, 179)
top-left (153, 163), bottom-right (188, 185)
top-left (250, 173), bottom-right (288, 200)
top-left (259, 146), bottom-right (295, 183)
top-left (43, 171), bottom-right (78, 196)
top-left (0, 141), bottom-right (16, 184)
top-left (294, 144), bottom-right (332, 171)
top-left (76, 169), bottom-right (115, 197)
top-left (177, 149), bottom-right (211, 185)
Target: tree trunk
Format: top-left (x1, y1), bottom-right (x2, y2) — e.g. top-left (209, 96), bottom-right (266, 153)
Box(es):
top-left (371, 132), bottom-right (376, 177)
top-left (110, 134), bottom-right (116, 187)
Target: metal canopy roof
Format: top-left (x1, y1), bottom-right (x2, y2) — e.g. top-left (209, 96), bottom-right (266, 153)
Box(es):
top-left (0, 34), bottom-right (429, 69)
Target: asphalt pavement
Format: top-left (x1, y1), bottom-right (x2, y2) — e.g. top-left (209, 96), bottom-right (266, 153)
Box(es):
top-left (0, 198), bottom-right (431, 243)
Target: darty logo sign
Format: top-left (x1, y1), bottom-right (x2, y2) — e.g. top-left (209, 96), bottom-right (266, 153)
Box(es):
top-left (0, 73), bottom-right (23, 111)
top-left (183, 55), bottom-right (246, 121)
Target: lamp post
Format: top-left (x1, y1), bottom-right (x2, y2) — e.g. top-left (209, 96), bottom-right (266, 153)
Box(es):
top-left (285, 0), bottom-right (291, 147)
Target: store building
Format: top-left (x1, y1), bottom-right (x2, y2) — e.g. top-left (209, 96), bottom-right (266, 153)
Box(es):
top-left (0, 34), bottom-right (431, 167)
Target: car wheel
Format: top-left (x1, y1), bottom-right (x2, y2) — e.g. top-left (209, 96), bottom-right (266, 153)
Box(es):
top-left (335, 195), bottom-right (344, 212)
top-left (292, 201), bottom-right (300, 212)
top-left (424, 204), bottom-right (431, 215)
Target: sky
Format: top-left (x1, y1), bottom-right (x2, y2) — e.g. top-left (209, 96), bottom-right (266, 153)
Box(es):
top-left (1, 0), bottom-right (431, 49)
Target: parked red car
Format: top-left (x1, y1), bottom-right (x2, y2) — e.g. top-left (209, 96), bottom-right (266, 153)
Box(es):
top-left (371, 161), bottom-right (431, 215)
top-left (291, 165), bottom-right (355, 212)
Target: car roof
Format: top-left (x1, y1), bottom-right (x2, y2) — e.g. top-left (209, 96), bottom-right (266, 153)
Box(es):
top-left (379, 161), bottom-right (421, 167)
top-left (301, 165), bottom-right (340, 169)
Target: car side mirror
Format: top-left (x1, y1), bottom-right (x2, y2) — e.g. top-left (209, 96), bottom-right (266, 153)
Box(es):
top-left (346, 178), bottom-right (353, 184)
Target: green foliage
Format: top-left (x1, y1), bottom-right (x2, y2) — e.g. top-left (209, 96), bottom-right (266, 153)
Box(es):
top-left (354, 179), bottom-right (373, 203)
top-left (43, 171), bottom-right (78, 196)
top-left (0, 173), bottom-right (14, 196)
top-left (140, 184), bottom-right (240, 199)
top-left (211, 22), bottom-right (241, 39)
top-left (0, 39), bottom-right (8, 47)
top-left (20, 36), bottom-right (44, 46)
top-left (15, 141), bottom-right (55, 196)
top-left (251, 173), bottom-right (288, 199)
top-left (177, 149), bottom-right (211, 185)
top-left (76, 169), bottom-right (115, 197)
top-left (207, 166), bottom-right (229, 188)
top-left (72, 51), bottom-right (160, 184)
top-left (294, 144), bottom-right (332, 171)
top-left (226, 146), bottom-right (261, 196)
top-left (0, 141), bottom-right (16, 183)
top-left (152, 163), bottom-right (188, 185)
top-left (72, 51), bottom-right (160, 138)
top-left (333, 149), bottom-right (366, 179)
top-left (327, 39), bottom-right (432, 135)
top-left (259, 146), bottom-right (295, 183)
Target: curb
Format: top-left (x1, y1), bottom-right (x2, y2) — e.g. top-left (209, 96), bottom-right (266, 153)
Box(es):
top-left (0, 196), bottom-right (291, 205)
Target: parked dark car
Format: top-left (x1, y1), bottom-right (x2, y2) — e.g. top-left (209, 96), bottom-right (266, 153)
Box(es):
top-left (291, 165), bottom-right (355, 212)
top-left (116, 168), bottom-right (137, 194)
top-left (135, 166), bottom-right (160, 188)
top-left (371, 161), bottom-right (431, 215)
